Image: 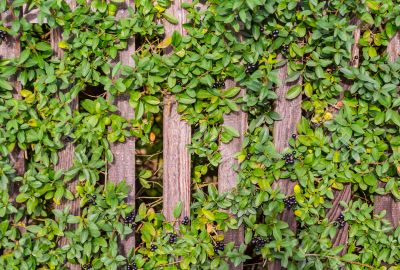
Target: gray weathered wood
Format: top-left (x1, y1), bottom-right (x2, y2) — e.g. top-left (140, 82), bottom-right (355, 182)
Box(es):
top-left (373, 32), bottom-right (400, 227)
top-left (162, 0), bottom-right (191, 222)
top-left (1, 3), bottom-right (25, 197)
top-left (50, 1), bottom-right (79, 270)
top-left (218, 80), bottom-right (246, 270)
top-left (268, 55), bottom-right (302, 270)
top-left (326, 20), bottom-right (360, 255)
top-left (107, 0), bottom-right (136, 257)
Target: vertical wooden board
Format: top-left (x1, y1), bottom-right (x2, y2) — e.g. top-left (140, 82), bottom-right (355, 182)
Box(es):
top-left (1, 4), bottom-right (25, 194)
top-left (268, 55), bottom-right (302, 270)
top-left (218, 80), bottom-right (247, 270)
top-left (326, 21), bottom-right (360, 255)
top-left (49, 2), bottom-right (80, 270)
top-left (107, 0), bottom-right (136, 256)
top-left (373, 32), bottom-right (400, 227)
top-left (162, 0), bottom-right (192, 222)
top-left (272, 55), bottom-right (302, 231)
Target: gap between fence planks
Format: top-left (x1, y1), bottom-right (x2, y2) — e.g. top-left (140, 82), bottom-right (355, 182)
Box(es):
top-left (218, 80), bottom-right (247, 270)
top-left (373, 31), bottom-right (400, 228)
top-left (106, 0), bottom-right (136, 257)
top-left (1, 2), bottom-right (25, 200)
top-left (326, 18), bottom-right (360, 256)
top-left (268, 54), bottom-right (302, 270)
top-left (162, 0), bottom-right (191, 222)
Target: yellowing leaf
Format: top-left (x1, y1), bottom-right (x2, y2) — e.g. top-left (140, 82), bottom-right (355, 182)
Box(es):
top-left (58, 41), bottom-right (69, 49)
top-left (21, 89), bottom-right (33, 97)
top-left (28, 119), bottom-right (38, 127)
top-left (294, 210), bottom-right (302, 217)
top-left (157, 36), bottom-right (172, 49)
top-left (294, 184), bottom-right (301, 194)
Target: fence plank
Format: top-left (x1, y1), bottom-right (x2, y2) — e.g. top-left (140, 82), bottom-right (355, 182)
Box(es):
top-left (326, 20), bottom-right (360, 255)
top-left (1, 3), bottom-right (25, 196)
top-left (49, 1), bottom-right (79, 270)
top-left (218, 80), bottom-right (246, 270)
top-left (268, 55), bottom-right (302, 270)
top-left (107, 0), bottom-right (136, 257)
top-left (162, 0), bottom-right (191, 222)
top-left (373, 32), bottom-right (400, 227)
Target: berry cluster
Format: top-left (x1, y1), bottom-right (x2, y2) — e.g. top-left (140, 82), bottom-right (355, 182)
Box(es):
top-left (251, 236), bottom-right (269, 252)
top-left (168, 233), bottom-right (178, 244)
top-left (124, 210), bottom-right (136, 226)
top-left (283, 151), bottom-right (296, 165)
top-left (127, 262), bottom-right (137, 270)
top-left (214, 241), bottom-right (225, 253)
top-left (334, 213), bottom-right (346, 228)
top-left (0, 30), bottom-right (7, 41)
top-left (272, 29), bottom-right (279, 38)
top-left (150, 244), bottom-right (157, 252)
top-left (86, 194), bottom-right (96, 206)
top-left (281, 44), bottom-right (289, 52)
top-left (62, 135), bottom-right (74, 143)
top-left (82, 263), bottom-right (92, 269)
top-left (283, 196), bottom-right (297, 209)
top-left (245, 63), bottom-right (258, 74)
top-left (212, 79), bottom-right (225, 89)
top-left (182, 216), bottom-right (190, 225)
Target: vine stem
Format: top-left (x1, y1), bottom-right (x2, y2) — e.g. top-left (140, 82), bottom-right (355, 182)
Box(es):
top-left (305, 254), bottom-right (374, 269)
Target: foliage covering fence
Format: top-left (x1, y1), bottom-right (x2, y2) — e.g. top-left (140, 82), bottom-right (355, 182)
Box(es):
top-left (1, 0), bottom-right (400, 269)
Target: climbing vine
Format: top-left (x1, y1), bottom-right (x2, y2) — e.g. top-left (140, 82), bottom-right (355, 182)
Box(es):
top-left (1, 0), bottom-right (400, 269)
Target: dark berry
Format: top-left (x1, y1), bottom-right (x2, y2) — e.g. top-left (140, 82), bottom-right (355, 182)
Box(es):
top-left (182, 216), bottom-right (190, 225)
top-left (283, 196), bottom-right (297, 209)
top-left (292, 134), bottom-right (297, 139)
top-left (176, 79), bottom-right (182, 86)
top-left (282, 44), bottom-right (289, 51)
top-left (0, 30), bottom-right (7, 41)
top-left (150, 244), bottom-right (157, 251)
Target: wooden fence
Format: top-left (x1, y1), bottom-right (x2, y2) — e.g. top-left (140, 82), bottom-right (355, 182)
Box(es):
top-left (2, 1), bottom-right (400, 269)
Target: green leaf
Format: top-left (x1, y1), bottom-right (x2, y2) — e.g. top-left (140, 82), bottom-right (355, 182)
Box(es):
top-left (385, 22), bottom-right (396, 39)
top-left (173, 201), bottom-right (183, 219)
top-left (285, 85), bottom-right (302, 100)
top-left (162, 13), bottom-right (178, 24)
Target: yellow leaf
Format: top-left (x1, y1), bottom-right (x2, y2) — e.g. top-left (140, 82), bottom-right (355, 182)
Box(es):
top-left (323, 112), bottom-right (333, 121)
top-left (157, 36), bottom-right (172, 49)
top-left (21, 89), bottom-right (32, 98)
top-left (58, 41), bottom-right (69, 49)
top-left (294, 210), bottom-right (302, 217)
top-left (149, 132), bottom-right (156, 142)
top-left (27, 119), bottom-right (38, 127)
top-left (293, 184), bottom-right (301, 194)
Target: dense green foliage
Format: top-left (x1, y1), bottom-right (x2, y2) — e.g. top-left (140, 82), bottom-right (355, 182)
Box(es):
top-left (1, 0), bottom-right (400, 269)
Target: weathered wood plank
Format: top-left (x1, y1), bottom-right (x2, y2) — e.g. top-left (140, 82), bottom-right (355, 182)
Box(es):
top-left (1, 3), bottom-right (25, 196)
top-left (218, 80), bottom-right (246, 270)
top-left (49, 2), bottom-right (80, 270)
top-left (162, 0), bottom-right (191, 222)
top-left (326, 20), bottom-right (360, 255)
top-left (107, 0), bottom-right (136, 257)
top-left (268, 55), bottom-right (302, 270)
top-left (373, 32), bottom-right (400, 227)
top-left (273, 55), bottom-right (302, 230)
top-left (373, 32), bottom-right (400, 226)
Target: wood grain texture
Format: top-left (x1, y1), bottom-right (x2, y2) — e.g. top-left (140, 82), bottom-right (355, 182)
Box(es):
top-left (162, 0), bottom-right (192, 222)
top-left (268, 55), bottom-right (302, 270)
top-left (49, 2), bottom-right (80, 269)
top-left (373, 32), bottom-right (400, 228)
top-left (326, 20), bottom-right (360, 255)
top-left (107, 0), bottom-right (136, 257)
top-left (272, 54), bottom-right (302, 229)
top-left (218, 80), bottom-right (247, 270)
top-left (1, 3), bottom-right (25, 196)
